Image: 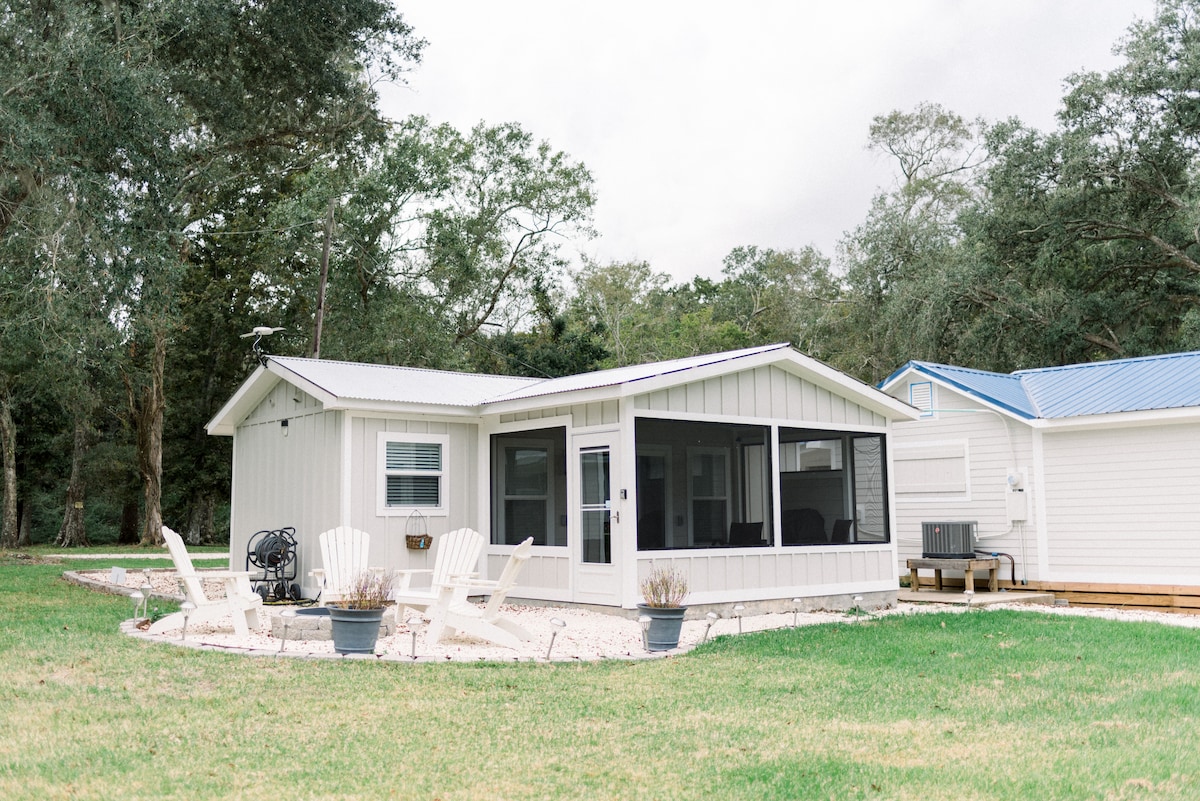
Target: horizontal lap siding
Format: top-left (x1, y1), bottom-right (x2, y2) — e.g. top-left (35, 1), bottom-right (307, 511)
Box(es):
top-left (635, 366), bottom-right (885, 427)
top-left (1043, 425), bottom-right (1200, 583)
top-left (888, 387), bottom-right (1037, 577)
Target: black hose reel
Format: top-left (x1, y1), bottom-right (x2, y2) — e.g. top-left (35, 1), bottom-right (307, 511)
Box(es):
top-left (246, 527), bottom-right (301, 602)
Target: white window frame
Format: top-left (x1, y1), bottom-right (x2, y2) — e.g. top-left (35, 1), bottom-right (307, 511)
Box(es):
top-left (377, 432), bottom-right (450, 517)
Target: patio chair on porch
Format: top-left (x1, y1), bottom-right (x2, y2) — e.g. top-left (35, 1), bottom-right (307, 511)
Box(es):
top-left (425, 536), bottom-right (535, 649)
top-left (310, 526), bottom-right (385, 604)
top-left (148, 526), bottom-right (264, 636)
top-left (391, 527), bottom-right (486, 614)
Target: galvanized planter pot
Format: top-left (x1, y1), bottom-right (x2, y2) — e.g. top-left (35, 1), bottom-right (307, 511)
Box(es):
top-left (327, 606), bottom-right (386, 654)
top-left (637, 604), bottom-right (687, 651)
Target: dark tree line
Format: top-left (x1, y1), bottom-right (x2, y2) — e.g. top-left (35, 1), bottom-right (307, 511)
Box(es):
top-left (4, 0), bottom-right (1199, 546)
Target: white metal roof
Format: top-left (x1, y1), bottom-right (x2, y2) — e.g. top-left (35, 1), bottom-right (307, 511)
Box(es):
top-left (209, 343), bottom-right (917, 435)
top-left (269, 356), bottom-right (540, 407)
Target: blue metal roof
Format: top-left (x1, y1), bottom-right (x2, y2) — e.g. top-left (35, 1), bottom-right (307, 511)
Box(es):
top-left (1016, 351), bottom-right (1200, 418)
top-left (884, 351), bottom-right (1200, 420)
top-left (883, 361), bottom-right (1037, 419)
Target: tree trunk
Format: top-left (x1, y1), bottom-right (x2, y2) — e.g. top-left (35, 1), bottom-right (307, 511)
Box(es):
top-left (0, 395), bottom-right (17, 548)
top-left (185, 492), bottom-right (215, 545)
top-left (16, 501), bottom-right (31, 548)
top-left (132, 330), bottom-right (166, 546)
top-left (118, 500), bottom-right (139, 545)
top-left (55, 418), bottom-right (90, 547)
top-left (310, 198), bottom-right (335, 359)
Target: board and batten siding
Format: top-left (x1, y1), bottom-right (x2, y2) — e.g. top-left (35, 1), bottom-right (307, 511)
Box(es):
top-left (888, 382), bottom-right (1039, 581)
top-left (499, 400), bottom-right (619, 430)
top-left (1040, 424), bottom-right (1200, 584)
top-left (347, 416), bottom-right (479, 573)
top-left (230, 381), bottom-right (343, 587)
top-left (634, 364), bottom-right (887, 427)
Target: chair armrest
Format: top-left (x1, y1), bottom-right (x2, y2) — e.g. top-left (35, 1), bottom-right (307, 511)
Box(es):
top-left (440, 576), bottom-right (494, 593)
top-left (179, 570), bottom-right (253, 581)
top-left (393, 568), bottom-right (432, 592)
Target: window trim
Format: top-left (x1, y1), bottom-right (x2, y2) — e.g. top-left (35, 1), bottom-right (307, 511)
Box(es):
top-left (377, 432), bottom-right (450, 517)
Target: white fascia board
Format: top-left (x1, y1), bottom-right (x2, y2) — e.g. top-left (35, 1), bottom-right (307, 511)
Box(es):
top-left (480, 384), bottom-right (620, 417)
top-left (1035, 405), bottom-right (1200, 432)
top-left (206, 364), bottom-right (277, 436)
top-left (909, 372), bottom-right (1034, 425)
top-left (321, 397), bottom-right (484, 419)
top-left (878, 364), bottom-right (922, 395)
top-left (265, 359), bottom-right (340, 407)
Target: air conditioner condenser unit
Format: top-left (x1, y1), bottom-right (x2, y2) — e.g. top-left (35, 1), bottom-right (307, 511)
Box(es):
top-left (921, 521), bottom-right (977, 559)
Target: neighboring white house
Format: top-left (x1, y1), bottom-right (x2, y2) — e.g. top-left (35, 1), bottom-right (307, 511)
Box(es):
top-left (208, 343), bottom-right (918, 610)
top-left (880, 351), bottom-right (1200, 592)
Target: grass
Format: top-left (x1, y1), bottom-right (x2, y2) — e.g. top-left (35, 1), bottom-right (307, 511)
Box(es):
top-left (2, 551), bottom-right (1198, 800)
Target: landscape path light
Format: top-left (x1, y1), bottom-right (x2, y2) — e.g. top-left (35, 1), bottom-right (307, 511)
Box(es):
top-left (701, 611), bottom-right (720, 644)
top-left (733, 604), bottom-right (746, 635)
top-left (792, 598), bottom-right (803, 627)
top-left (638, 615), bottom-right (651, 651)
top-left (406, 615), bottom-right (423, 660)
top-left (139, 581), bottom-right (154, 617)
top-left (545, 618), bottom-right (566, 660)
top-left (279, 609), bottom-right (296, 653)
top-left (180, 600), bottom-right (196, 641)
top-left (129, 590), bottom-right (144, 620)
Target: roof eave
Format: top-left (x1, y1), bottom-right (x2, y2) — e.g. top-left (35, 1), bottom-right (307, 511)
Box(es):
top-left (206, 364), bottom-right (277, 437)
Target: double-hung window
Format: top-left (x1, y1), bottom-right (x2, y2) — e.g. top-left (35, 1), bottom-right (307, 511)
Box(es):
top-left (378, 433), bottom-right (448, 516)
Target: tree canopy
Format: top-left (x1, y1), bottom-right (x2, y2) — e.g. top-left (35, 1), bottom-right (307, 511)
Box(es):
top-left (4, 0), bottom-right (1199, 545)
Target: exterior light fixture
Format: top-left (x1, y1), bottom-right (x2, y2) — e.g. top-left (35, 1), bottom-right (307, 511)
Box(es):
top-left (638, 615), bottom-right (651, 651)
top-left (701, 611), bottom-right (720, 644)
top-left (792, 598), bottom-right (803, 627)
top-left (733, 604), bottom-right (746, 635)
top-left (130, 591), bottom-right (145, 620)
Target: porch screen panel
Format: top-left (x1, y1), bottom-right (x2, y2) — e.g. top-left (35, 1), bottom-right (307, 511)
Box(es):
top-left (852, 436), bottom-right (888, 542)
top-left (491, 427), bottom-right (567, 546)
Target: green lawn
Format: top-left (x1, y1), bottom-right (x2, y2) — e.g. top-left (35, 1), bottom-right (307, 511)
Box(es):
top-left (2, 552), bottom-right (1198, 800)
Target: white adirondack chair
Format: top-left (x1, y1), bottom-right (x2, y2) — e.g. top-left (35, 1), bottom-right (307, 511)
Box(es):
top-left (148, 526), bottom-right (264, 636)
top-left (392, 527), bottom-right (485, 613)
top-left (425, 537), bottom-right (535, 649)
top-left (309, 526), bottom-right (384, 603)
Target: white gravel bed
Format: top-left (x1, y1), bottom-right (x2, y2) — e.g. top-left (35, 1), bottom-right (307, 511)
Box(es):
top-left (79, 568), bottom-right (1200, 663)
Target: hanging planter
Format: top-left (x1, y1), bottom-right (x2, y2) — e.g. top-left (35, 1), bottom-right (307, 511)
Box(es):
top-left (405, 509), bottom-right (432, 550)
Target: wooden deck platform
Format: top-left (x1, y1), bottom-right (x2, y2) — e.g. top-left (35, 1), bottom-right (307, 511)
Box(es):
top-left (905, 573), bottom-right (1200, 615)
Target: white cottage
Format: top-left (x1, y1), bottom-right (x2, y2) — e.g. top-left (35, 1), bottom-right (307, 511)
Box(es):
top-left (208, 343), bottom-right (918, 610)
top-left (881, 351), bottom-right (1200, 601)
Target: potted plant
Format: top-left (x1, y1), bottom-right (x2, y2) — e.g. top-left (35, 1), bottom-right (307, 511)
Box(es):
top-left (637, 566), bottom-right (689, 651)
top-left (327, 570), bottom-right (394, 655)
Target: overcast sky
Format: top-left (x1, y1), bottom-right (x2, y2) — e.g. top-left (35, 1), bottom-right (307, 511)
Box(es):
top-left (381, 1), bottom-right (1156, 283)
